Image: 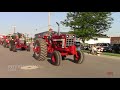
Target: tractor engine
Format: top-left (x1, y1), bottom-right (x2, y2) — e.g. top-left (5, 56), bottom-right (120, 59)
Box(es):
top-left (50, 34), bottom-right (76, 55)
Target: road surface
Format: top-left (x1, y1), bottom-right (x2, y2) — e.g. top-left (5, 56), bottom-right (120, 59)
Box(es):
top-left (0, 45), bottom-right (120, 78)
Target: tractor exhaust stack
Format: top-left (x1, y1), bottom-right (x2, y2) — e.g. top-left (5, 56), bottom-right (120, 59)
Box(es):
top-left (56, 22), bottom-right (60, 36)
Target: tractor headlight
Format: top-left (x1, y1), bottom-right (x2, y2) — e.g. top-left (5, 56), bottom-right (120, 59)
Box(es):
top-left (66, 35), bottom-right (69, 38)
top-left (73, 35), bottom-right (75, 38)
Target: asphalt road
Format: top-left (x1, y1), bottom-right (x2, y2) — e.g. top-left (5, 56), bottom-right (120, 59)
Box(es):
top-left (0, 45), bottom-right (120, 78)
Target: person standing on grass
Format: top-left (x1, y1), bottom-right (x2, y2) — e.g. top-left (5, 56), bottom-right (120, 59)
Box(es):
top-left (91, 44), bottom-right (97, 55)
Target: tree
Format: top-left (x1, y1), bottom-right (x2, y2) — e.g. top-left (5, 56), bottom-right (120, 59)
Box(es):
top-left (62, 12), bottom-right (113, 43)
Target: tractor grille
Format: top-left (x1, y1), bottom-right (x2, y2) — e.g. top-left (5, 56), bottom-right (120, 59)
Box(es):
top-left (66, 39), bottom-right (74, 46)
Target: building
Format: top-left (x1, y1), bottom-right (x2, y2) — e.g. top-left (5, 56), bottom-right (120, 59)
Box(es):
top-left (84, 37), bottom-right (120, 44)
top-left (84, 37), bottom-right (111, 44)
top-left (110, 37), bottom-right (120, 44)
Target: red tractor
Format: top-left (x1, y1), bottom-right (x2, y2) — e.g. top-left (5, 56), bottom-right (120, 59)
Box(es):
top-left (0, 35), bottom-right (5, 45)
top-left (33, 22), bottom-right (85, 66)
top-left (9, 33), bottom-right (31, 52)
top-left (2, 35), bottom-right (11, 48)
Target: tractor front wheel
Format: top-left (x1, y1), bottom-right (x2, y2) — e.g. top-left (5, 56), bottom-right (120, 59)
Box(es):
top-left (74, 50), bottom-right (84, 64)
top-left (51, 51), bottom-right (62, 66)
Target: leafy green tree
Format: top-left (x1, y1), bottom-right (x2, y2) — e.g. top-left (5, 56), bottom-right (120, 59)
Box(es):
top-left (62, 12), bottom-right (113, 43)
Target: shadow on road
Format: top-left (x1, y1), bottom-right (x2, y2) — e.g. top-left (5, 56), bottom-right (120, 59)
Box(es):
top-left (65, 58), bottom-right (76, 63)
top-left (47, 59), bottom-right (54, 65)
top-left (47, 57), bottom-right (76, 66)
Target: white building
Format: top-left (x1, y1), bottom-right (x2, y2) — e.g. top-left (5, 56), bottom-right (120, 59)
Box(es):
top-left (85, 37), bottom-right (110, 44)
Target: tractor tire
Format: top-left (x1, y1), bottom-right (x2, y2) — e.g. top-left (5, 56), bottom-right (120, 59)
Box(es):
top-left (9, 40), bottom-right (14, 51)
top-left (9, 43), bottom-right (13, 51)
top-left (3, 41), bottom-right (6, 48)
top-left (13, 45), bottom-right (17, 52)
top-left (74, 50), bottom-right (85, 64)
top-left (51, 51), bottom-right (62, 66)
top-left (33, 38), bottom-right (47, 61)
top-left (27, 45), bottom-right (30, 52)
top-left (62, 56), bottom-right (66, 60)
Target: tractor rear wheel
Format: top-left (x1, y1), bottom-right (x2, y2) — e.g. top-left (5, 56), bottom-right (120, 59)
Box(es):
top-left (33, 38), bottom-right (47, 61)
top-left (13, 45), bottom-right (17, 52)
top-left (51, 51), bottom-right (62, 66)
top-left (9, 40), bottom-right (14, 51)
top-left (3, 41), bottom-right (6, 48)
top-left (74, 50), bottom-right (85, 64)
top-left (9, 43), bottom-right (13, 51)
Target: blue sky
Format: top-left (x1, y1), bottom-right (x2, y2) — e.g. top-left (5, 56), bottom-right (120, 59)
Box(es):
top-left (105, 12), bottom-right (120, 37)
top-left (0, 12), bottom-right (120, 37)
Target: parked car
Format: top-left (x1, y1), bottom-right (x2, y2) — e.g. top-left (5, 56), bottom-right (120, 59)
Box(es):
top-left (111, 44), bottom-right (120, 53)
top-left (96, 43), bottom-right (110, 52)
top-left (102, 45), bottom-right (113, 52)
top-left (74, 42), bottom-right (84, 50)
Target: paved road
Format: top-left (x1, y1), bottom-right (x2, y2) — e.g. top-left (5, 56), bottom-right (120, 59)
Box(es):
top-left (0, 45), bottom-right (120, 78)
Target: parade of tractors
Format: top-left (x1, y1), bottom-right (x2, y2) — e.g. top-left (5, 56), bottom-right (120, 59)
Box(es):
top-left (0, 33), bottom-right (31, 52)
top-left (0, 22), bottom-right (85, 66)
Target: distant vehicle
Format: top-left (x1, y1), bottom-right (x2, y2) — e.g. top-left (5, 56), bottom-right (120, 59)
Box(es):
top-left (111, 44), bottom-right (120, 53)
top-left (9, 33), bottom-right (31, 52)
top-left (96, 43), bottom-right (110, 52)
top-left (74, 41), bottom-right (84, 50)
top-left (0, 35), bottom-right (5, 45)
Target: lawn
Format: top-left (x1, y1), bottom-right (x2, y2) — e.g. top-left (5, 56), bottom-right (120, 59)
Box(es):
top-left (82, 50), bottom-right (120, 57)
top-left (102, 52), bottom-right (120, 57)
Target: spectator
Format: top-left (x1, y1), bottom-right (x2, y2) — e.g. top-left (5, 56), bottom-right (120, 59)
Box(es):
top-left (91, 44), bottom-right (97, 55)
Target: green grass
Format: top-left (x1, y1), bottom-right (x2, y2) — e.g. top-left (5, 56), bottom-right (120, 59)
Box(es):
top-left (82, 50), bottom-right (120, 57)
top-left (102, 52), bottom-right (120, 57)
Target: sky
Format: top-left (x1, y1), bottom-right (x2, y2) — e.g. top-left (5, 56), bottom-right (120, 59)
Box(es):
top-left (105, 12), bottom-right (120, 37)
top-left (0, 12), bottom-right (120, 37)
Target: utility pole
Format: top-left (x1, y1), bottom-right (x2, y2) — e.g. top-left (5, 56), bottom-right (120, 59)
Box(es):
top-left (14, 26), bottom-right (15, 33)
top-left (12, 25), bottom-right (16, 34)
top-left (48, 12), bottom-right (51, 31)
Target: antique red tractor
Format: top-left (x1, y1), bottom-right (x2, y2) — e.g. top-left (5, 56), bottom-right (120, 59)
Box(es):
top-left (0, 35), bottom-right (5, 45)
top-left (33, 22), bottom-right (84, 66)
top-left (2, 35), bottom-right (11, 48)
top-left (9, 33), bottom-right (31, 52)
